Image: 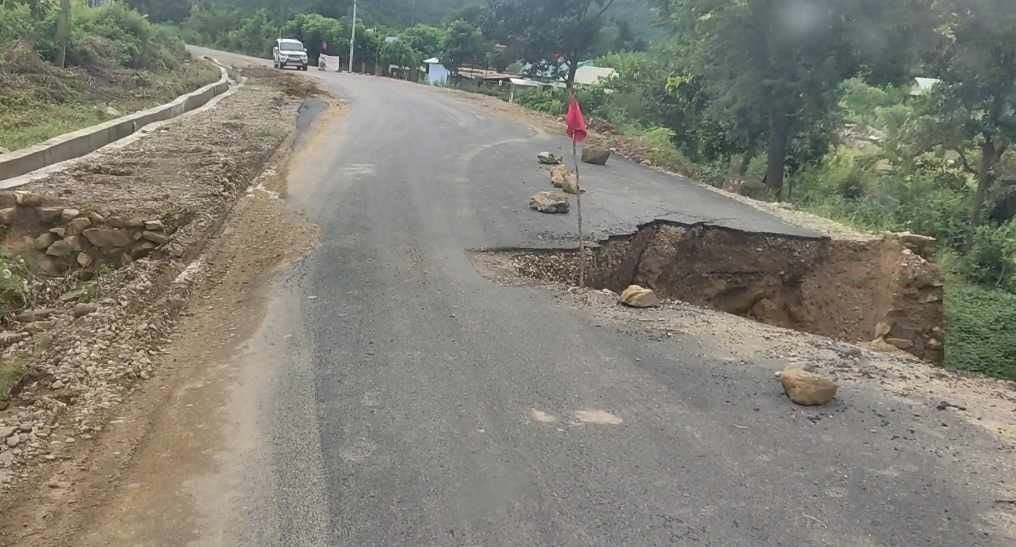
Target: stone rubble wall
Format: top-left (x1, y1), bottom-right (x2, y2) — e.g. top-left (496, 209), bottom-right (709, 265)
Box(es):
top-left (0, 191), bottom-right (173, 276)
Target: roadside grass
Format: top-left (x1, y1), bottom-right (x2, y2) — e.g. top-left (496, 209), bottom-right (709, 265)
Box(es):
top-left (944, 283), bottom-right (1016, 380)
top-left (0, 59), bottom-right (219, 151)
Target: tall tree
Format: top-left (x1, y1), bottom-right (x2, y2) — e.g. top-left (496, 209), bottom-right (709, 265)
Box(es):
top-left (126, 0), bottom-right (193, 23)
top-left (917, 0), bottom-right (1016, 225)
top-left (380, 38), bottom-right (423, 70)
top-left (401, 24), bottom-right (445, 57)
top-left (489, 0), bottom-right (618, 90)
top-left (657, 0), bottom-right (916, 195)
top-left (441, 18), bottom-right (488, 73)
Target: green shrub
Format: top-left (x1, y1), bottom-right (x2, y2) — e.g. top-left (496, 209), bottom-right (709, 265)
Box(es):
top-left (945, 283), bottom-right (1016, 380)
top-left (515, 87), bottom-right (565, 115)
top-left (839, 78), bottom-right (909, 129)
top-left (960, 220), bottom-right (1016, 290)
top-left (624, 125), bottom-right (697, 175)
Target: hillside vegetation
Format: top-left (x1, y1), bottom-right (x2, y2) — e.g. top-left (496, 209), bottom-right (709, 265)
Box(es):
top-left (0, 1), bottom-right (219, 151)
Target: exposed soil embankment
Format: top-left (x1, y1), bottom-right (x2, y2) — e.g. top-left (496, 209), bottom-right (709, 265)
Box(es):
top-left (0, 67), bottom-right (321, 495)
top-left (503, 220), bottom-right (944, 362)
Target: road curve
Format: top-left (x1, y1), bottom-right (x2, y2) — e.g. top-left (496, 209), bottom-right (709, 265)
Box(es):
top-left (86, 48), bottom-right (1010, 546)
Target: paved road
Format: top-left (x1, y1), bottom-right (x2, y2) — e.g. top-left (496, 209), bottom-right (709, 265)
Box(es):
top-left (141, 49), bottom-right (1008, 546)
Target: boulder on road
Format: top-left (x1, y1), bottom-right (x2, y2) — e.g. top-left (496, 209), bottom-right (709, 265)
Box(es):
top-left (780, 367), bottom-right (838, 406)
top-left (537, 152), bottom-right (562, 165)
top-left (559, 175), bottom-right (580, 194)
top-left (550, 165), bottom-right (571, 187)
top-left (581, 146), bottom-right (611, 166)
top-left (529, 191), bottom-right (570, 214)
top-left (620, 285), bottom-right (660, 308)
top-left (549, 166), bottom-right (583, 194)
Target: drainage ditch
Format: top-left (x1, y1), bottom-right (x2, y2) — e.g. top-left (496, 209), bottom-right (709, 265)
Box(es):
top-left (491, 220), bottom-right (944, 363)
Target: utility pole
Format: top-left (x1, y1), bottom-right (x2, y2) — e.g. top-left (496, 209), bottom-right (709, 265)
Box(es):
top-left (348, 0), bottom-right (357, 73)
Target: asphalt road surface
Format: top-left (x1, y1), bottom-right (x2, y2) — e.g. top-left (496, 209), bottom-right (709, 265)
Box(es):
top-left (108, 48), bottom-right (1007, 546)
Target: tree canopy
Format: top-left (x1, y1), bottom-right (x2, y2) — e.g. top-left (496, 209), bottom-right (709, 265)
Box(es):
top-left (489, 0), bottom-right (619, 89)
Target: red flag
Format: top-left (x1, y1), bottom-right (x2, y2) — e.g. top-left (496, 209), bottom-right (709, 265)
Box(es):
top-left (566, 95), bottom-right (588, 143)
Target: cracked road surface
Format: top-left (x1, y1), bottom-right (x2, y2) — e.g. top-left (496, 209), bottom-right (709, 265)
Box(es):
top-left (61, 48), bottom-right (1014, 546)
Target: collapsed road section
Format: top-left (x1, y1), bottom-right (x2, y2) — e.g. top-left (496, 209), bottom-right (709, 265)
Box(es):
top-left (488, 220), bottom-right (944, 362)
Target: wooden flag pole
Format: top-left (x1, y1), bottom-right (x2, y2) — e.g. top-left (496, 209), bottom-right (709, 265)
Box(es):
top-left (573, 135), bottom-right (584, 287)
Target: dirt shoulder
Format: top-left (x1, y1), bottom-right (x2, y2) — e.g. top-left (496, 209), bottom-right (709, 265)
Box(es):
top-left (0, 66), bottom-right (327, 530)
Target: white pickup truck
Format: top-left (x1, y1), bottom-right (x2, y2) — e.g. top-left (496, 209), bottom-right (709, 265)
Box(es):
top-left (272, 38), bottom-right (308, 71)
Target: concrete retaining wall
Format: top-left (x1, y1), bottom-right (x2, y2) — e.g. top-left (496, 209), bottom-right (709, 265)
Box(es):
top-left (0, 64), bottom-right (230, 183)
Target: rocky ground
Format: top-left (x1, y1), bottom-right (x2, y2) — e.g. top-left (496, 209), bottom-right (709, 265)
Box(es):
top-left (0, 67), bottom-right (319, 494)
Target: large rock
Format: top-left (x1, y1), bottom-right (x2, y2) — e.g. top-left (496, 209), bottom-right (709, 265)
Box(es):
top-left (34, 232), bottom-right (57, 251)
top-left (76, 252), bottom-right (94, 268)
top-left (14, 191), bottom-right (43, 206)
top-left (581, 146), bottom-right (611, 166)
top-left (131, 240), bottom-right (157, 259)
top-left (529, 191), bottom-right (570, 214)
top-left (142, 231), bottom-right (170, 245)
top-left (64, 235), bottom-right (84, 251)
top-left (60, 208), bottom-right (80, 222)
top-left (0, 207), bottom-right (16, 225)
top-left (550, 165), bottom-right (571, 187)
top-left (82, 227), bottom-right (132, 248)
top-left (537, 152), bottom-right (562, 165)
top-left (780, 367), bottom-right (838, 406)
top-left (46, 239), bottom-right (75, 257)
top-left (65, 217), bottom-right (91, 235)
top-left (36, 207), bottom-right (63, 223)
top-left (620, 285), bottom-right (660, 308)
top-left (560, 175), bottom-right (580, 194)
